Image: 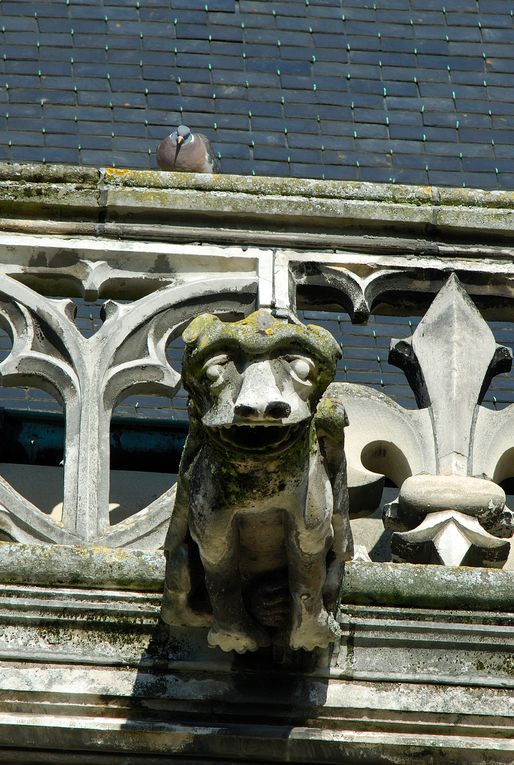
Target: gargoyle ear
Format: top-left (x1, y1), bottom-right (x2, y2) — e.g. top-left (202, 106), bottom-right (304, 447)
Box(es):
top-left (182, 313), bottom-right (222, 346)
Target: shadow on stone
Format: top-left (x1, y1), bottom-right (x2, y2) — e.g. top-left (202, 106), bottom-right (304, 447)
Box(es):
top-left (125, 617), bottom-right (331, 762)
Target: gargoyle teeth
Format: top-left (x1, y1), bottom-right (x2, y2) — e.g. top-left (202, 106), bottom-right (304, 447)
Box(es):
top-left (207, 422), bottom-right (305, 454)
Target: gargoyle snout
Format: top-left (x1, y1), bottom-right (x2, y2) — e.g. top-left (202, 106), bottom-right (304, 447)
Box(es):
top-left (235, 401), bottom-right (292, 420)
top-left (234, 360), bottom-right (291, 421)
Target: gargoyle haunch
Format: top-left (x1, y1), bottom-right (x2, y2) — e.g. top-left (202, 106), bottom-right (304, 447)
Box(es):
top-left (161, 310), bottom-right (353, 653)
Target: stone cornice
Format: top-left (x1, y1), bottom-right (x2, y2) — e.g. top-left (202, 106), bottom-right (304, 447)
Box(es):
top-left (1, 543), bottom-right (513, 613)
top-left (0, 553), bottom-right (511, 762)
top-left (1, 163), bottom-right (514, 251)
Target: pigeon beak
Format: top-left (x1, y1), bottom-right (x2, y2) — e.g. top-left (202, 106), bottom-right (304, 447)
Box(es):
top-left (176, 135), bottom-right (184, 146)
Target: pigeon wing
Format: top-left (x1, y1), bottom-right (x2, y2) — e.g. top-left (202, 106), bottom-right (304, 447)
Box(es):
top-left (197, 133), bottom-right (220, 173)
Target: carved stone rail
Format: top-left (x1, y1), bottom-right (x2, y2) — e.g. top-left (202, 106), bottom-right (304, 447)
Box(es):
top-left (0, 164), bottom-right (514, 571)
top-left (1, 166), bottom-right (514, 762)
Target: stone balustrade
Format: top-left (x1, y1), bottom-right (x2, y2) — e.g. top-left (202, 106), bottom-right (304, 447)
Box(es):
top-left (0, 164), bottom-right (513, 761)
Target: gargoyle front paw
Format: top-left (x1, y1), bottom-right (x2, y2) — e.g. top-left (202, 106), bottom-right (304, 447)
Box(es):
top-left (208, 621), bottom-right (271, 653)
top-left (289, 610), bottom-right (341, 652)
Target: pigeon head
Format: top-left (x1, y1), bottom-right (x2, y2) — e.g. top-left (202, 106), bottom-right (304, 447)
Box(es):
top-left (175, 124), bottom-right (192, 147)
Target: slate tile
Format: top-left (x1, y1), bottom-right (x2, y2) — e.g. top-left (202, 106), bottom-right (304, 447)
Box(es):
top-left (84, 6), bottom-right (140, 20)
top-left (10, 89), bottom-right (77, 105)
top-left (72, 106), bottom-right (112, 121)
top-left (169, 11), bottom-right (207, 25)
top-left (388, 168), bottom-right (429, 184)
top-left (246, 101), bottom-right (283, 117)
top-left (363, 79), bottom-right (419, 97)
top-left (275, 16), bottom-right (314, 32)
top-left (2, 74), bottom-right (42, 89)
top-left (493, 145), bottom-right (514, 158)
top-left (80, 149), bottom-right (129, 166)
top-left (353, 151), bottom-right (392, 168)
top-left (486, 86), bottom-right (514, 102)
top-left (246, 129), bottom-right (287, 147)
top-left (346, 21), bottom-right (414, 39)
top-left (31, 146), bottom-right (82, 164)
top-left (5, 130), bottom-right (42, 146)
top-left (387, 138), bottom-right (425, 154)
top-left (108, 77), bottom-right (152, 93)
top-left (352, 108), bottom-right (387, 126)
top-left (441, 142), bottom-right (495, 157)
top-left (315, 137), bottom-right (356, 152)
top-left (106, 50), bottom-right (146, 65)
top-left (311, 47), bottom-right (350, 64)
top-left (217, 157), bottom-right (252, 174)
top-left (43, 133), bottom-right (82, 149)
top-left (392, 153), bottom-right (429, 170)
top-left (9, 61), bottom-right (67, 78)
top-left (286, 133), bottom-right (327, 150)
top-left (252, 144), bottom-right (289, 161)
top-left (461, 156), bottom-right (498, 172)
top-left (73, 62), bottom-right (134, 78)
top-left (1, 45), bottom-right (39, 62)
top-left (38, 104), bottom-right (74, 119)
top-left (342, 8), bottom-right (376, 22)
top-left (446, 27), bottom-right (483, 43)
top-left (287, 162), bottom-right (324, 178)
top-left (237, 28), bottom-right (282, 45)
top-left (450, 71), bottom-right (490, 86)
top-left (216, 143), bottom-right (252, 160)
top-left (9, 116), bottom-right (77, 133)
top-left (322, 166), bottom-right (361, 181)
top-left (488, 101), bottom-right (514, 116)
top-left (418, 82), bottom-right (454, 98)
top-left (421, 111), bottom-right (458, 128)
top-left (496, 173), bottom-right (514, 188)
top-left (388, 110), bottom-right (423, 126)
top-left (192, 24), bottom-right (242, 42)
top-left (173, 0), bottom-right (234, 10)
top-left (279, 46), bottom-right (317, 61)
top-left (289, 147), bottom-right (325, 165)
top-left (106, 93), bottom-right (146, 108)
top-left (0, 16), bottom-right (38, 32)
top-left (211, 70), bottom-right (247, 85)
top-left (0, 2), bottom-right (37, 12)
top-left (423, 154), bottom-right (461, 171)
top-left (356, 123), bottom-right (391, 140)
top-left (4, 31), bottom-right (70, 47)
top-left (460, 171), bottom-right (499, 187)
top-left (490, 130), bottom-right (514, 146)
top-left (459, 13), bottom-right (511, 29)
top-left (381, 9), bottom-right (441, 23)
top-left (455, 127), bottom-right (495, 144)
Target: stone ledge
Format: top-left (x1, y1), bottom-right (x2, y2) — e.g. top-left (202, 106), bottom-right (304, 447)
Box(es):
top-left (0, 549), bottom-right (511, 762)
top-left (0, 542), bottom-right (164, 591)
top-left (1, 543), bottom-right (513, 613)
top-left (2, 163), bottom-right (514, 246)
top-left (342, 560), bottom-right (514, 612)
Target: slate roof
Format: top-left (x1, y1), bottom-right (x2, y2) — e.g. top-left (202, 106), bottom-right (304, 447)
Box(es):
top-left (1, 0), bottom-right (514, 188)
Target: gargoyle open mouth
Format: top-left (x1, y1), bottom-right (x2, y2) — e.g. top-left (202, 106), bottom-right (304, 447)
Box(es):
top-left (209, 423), bottom-right (304, 453)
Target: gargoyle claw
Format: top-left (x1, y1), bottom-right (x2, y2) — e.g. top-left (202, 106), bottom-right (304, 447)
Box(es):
top-left (208, 622), bottom-right (271, 653)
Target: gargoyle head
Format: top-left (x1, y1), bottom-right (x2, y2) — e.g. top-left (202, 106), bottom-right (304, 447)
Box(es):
top-left (181, 310), bottom-right (341, 455)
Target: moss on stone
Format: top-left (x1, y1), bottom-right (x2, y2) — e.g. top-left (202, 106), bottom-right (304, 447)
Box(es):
top-left (182, 310), bottom-right (341, 394)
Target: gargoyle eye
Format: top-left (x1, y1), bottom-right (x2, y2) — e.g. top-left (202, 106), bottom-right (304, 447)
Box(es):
top-left (286, 356), bottom-right (315, 381)
top-left (203, 354), bottom-right (230, 383)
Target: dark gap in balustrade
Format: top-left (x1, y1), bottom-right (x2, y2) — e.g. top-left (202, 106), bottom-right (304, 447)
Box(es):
top-left (0, 309), bottom-right (512, 474)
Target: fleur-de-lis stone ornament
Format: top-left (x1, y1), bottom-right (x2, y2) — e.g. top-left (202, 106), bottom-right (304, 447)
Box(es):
top-left (342, 274), bottom-right (514, 567)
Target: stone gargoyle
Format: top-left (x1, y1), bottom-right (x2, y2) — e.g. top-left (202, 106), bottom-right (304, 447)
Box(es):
top-left (161, 310), bottom-right (353, 653)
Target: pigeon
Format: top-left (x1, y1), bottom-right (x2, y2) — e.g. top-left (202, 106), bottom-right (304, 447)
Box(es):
top-left (156, 124), bottom-right (220, 173)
